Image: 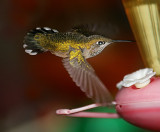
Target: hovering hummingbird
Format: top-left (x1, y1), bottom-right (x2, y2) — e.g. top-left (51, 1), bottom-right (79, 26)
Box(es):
top-left (23, 26), bottom-right (132, 105)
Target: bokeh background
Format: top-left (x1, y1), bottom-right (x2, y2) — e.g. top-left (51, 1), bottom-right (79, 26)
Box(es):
top-left (0, 0), bottom-right (152, 132)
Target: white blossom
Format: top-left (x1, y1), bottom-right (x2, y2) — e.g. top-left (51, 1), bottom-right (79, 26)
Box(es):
top-left (117, 68), bottom-right (156, 89)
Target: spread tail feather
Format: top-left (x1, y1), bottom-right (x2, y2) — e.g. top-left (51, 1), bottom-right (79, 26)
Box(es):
top-left (23, 27), bottom-right (58, 55)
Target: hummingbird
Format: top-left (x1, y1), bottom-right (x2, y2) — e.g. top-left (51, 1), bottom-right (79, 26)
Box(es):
top-left (23, 26), bottom-right (132, 105)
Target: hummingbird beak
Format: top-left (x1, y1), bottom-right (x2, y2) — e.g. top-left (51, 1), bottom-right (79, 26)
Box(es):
top-left (112, 40), bottom-right (135, 43)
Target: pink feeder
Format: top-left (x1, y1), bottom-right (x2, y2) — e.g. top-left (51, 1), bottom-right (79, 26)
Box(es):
top-left (117, 0), bottom-right (160, 130)
top-left (116, 77), bottom-right (160, 131)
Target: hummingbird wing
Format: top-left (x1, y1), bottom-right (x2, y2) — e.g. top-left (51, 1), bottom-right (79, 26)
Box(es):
top-left (70, 24), bottom-right (111, 38)
top-left (71, 25), bottom-right (95, 37)
top-left (62, 49), bottom-right (113, 105)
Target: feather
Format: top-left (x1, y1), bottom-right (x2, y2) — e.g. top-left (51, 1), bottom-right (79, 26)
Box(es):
top-left (62, 54), bottom-right (113, 105)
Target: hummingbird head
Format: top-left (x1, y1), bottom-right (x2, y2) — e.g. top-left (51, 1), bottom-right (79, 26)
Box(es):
top-left (86, 35), bottom-right (113, 58)
top-left (85, 35), bottom-right (133, 58)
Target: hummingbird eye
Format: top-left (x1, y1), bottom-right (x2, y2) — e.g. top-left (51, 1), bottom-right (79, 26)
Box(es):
top-left (96, 41), bottom-right (105, 45)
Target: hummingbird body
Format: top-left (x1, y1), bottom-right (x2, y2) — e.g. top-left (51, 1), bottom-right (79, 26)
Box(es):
top-left (24, 26), bottom-right (132, 105)
top-left (31, 29), bottom-right (112, 59)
